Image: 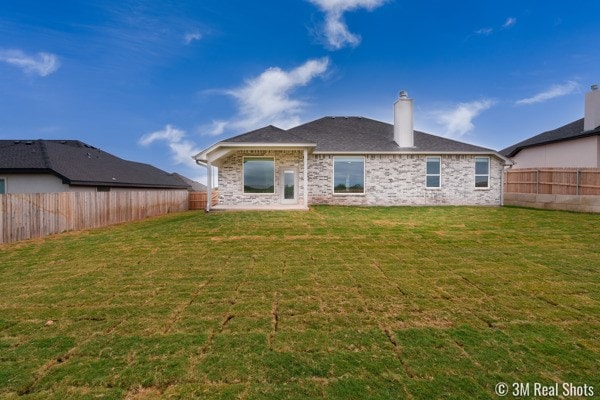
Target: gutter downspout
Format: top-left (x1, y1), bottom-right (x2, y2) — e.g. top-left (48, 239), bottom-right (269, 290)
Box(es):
top-left (195, 159), bottom-right (212, 212)
top-left (303, 149), bottom-right (308, 209)
top-left (499, 168), bottom-right (504, 206)
top-left (206, 161), bottom-right (212, 212)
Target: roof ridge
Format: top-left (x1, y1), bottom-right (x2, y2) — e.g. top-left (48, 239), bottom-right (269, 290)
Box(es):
top-left (38, 140), bottom-right (53, 170)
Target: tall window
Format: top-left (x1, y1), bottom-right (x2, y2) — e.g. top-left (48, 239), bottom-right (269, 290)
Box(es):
top-left (243, 157), bottom-right (275, 193)
top-left (333, 156), bottom-right (365, 194)
top-left (426, 157), bottom-right (441, 188)
top-left (475, 157), bottom-right (490, 188)
top-left (0, 178), bottom-right (5, 194)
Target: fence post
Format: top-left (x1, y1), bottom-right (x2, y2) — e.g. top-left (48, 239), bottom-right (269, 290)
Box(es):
top-left (536, 169), bottom-right (539, 194)
top-left (576, 169), bottom-right (580, 196)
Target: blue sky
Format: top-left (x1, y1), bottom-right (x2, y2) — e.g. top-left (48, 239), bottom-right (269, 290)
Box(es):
top-left (1, 1), bottom-right (599, 183)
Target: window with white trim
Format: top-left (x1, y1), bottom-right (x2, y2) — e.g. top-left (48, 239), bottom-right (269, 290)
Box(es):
top-left (333, 156), bottom-right (365, 194)
top-left (426, 157), bottom-right (441, 188)
top-left (0, 178), bottom-right (5, 194)
top-left (243, 157), bottom-right (275, 193)
top-left (475, 157), bottom-right (490, 188)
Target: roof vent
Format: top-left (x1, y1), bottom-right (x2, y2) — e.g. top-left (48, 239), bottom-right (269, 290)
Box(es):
top-left (592, 84), bottom-right (599, 91)
top-left (399, 90), bottom-right (408, 99)
top-left (13, 140), bottom-right (21, 144)
top-left (25, 141), bottom-right (33, 145)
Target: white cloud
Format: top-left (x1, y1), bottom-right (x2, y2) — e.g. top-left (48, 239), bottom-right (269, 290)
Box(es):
top-left (0, 49), bottom-right (60, 76)
top-left (184, 31), bottom-right (202, 45)
top-left (515, 81), bottom-right (579, 105)
top-left (473, 17), bottom-right (516, 37)
top-left (432, 100), bottom-right (495, 138)
top-left (139, 125), bottom-right (200, 169)
top-left (474, 27), bottom-right (493, 36)
top-left (204, 57), bottom-right (330, 135)
top-left (309, 0), bottom-right (387, 49)
top-left (503, 17), bottom-right (517, 28)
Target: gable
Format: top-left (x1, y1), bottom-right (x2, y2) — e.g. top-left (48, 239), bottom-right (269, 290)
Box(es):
top-left (501, 119), bottom-right (600, 157)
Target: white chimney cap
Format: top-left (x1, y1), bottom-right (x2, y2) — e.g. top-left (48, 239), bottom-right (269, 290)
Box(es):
top-left (399, 90), bottom-right (408, 99)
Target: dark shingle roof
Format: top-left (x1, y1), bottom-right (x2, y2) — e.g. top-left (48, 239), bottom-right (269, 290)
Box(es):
top-left (172, 173), bottom-right (207, 191)
top-left (0, 140), bottom-right (190, 189)
top-left (500, 118), bottom-right (600, 157)
top-left (196, 116), bottom-right (504, 163)
top-left (223, 125), bottom-right (312, 144)
top-left (288, 117), bottom-right (495, 153)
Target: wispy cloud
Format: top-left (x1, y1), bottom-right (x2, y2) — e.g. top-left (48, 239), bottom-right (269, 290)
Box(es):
top-left (205, 57), bottom-right (330, 136)
top-left (184, 31), bottom-right (202, 45)
top-left (139, 124), bottom-right (200, 169)
top-left (502, 17), bottom-right (517, 28)
top-left (0, 49), bottom-right (60, 76)
top-left (308, 0), bottom-right (387, 49)
top-left (473, 16), bottom-right (516, 37)
top-left (474, 27), bottom-right (493, 36)
top-left (431, 100), bottom-right (495, 138)
top-left (515, 81), bottom-right (579, 105)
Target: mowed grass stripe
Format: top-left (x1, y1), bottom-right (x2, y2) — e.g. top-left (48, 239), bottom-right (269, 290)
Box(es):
top-left (0, 206), bottom-right (598, 399)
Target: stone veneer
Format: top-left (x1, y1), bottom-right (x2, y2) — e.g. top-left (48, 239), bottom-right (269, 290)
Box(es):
top-left (218, 151), bottom-right (504, 206)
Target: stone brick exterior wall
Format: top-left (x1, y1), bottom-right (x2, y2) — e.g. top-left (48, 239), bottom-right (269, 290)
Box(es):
top-left (218, 151), bottom-right (504, 206)
top-left (218, 150), bottom-right (305, 206)
top-left (308, 154), bottom-right (503, 206)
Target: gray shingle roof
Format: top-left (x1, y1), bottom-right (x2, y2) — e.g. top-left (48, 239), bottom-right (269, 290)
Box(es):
top-left (500, 118), bottom-right (600, 157)
top-left (288, 117), bottom-right (495, 153)
top-left (223, 125), bottom-right (313, 144)
top-left (0, 140), bottom-right (190, 189)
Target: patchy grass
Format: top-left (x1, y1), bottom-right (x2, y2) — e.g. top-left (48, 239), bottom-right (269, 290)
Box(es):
top-left (0, 206), bottom-right (599, 399)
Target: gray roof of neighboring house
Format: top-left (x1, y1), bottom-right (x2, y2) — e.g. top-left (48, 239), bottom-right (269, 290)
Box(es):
top-left (500, 118), bottom-right (600, 157)
top-left (209, 116), bottom-right (497, 154)
top-left (0, 139), bottom-right (191, 189)
top-left (172, 173), bottom-right (207, 191)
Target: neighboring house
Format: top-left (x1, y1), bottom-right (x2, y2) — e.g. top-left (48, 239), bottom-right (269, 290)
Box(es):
top-left (172, 173), bottom-right (207, 192)
top-left (194, 92), bottom-right (510, 210)
top-left (0, 139), bottom-right (190, 194)
top-left (501, 85), bottom-right (600, 168)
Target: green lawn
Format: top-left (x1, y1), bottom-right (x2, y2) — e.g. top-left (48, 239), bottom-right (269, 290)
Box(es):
top-left (1, 206), bottom-right (599, 399)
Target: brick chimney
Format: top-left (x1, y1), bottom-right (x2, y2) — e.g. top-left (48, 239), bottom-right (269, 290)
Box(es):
top-left (584, 84), bottom-right (600, 131)
top-left (394, 91), bottom-right (414, 147)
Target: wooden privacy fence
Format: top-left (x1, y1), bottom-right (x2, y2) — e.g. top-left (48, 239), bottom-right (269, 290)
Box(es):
top-left (504, 168), bottom-right (600, 195)
top-left (0, 190), bottom-right (189, 244)
top-left (189, 191), bottom-right (219, 210)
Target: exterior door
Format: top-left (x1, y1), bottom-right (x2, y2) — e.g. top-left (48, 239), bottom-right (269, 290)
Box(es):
top-left (281, 167), bottom-right (298, 204)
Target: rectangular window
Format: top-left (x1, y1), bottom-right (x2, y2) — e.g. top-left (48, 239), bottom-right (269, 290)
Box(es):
top-left (243, 157), bottom-right (275, 193)
top-left (475, 157), bottom-right (490, 188)
top-left (426, 157), bottom-right (441, 188)
top-left (333, 156), bottom-right (365, 194)
top-left (0, 178), bottom-right (5, 194)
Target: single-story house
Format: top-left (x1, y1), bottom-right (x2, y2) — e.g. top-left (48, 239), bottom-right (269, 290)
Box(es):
top-left (172, 173), bottom-right (207, 192)
top-left (194, 92), bottom-right (510, 210)
top-left (0, 139), bottom-right (191, 194)
top-left (500, 85), bottom-right (600, 168)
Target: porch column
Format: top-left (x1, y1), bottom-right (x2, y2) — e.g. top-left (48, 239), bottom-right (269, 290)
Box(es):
top-left (206, 161), bottom-right (212, 212)
top-left (303, 149), bottom-right (308, 208)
